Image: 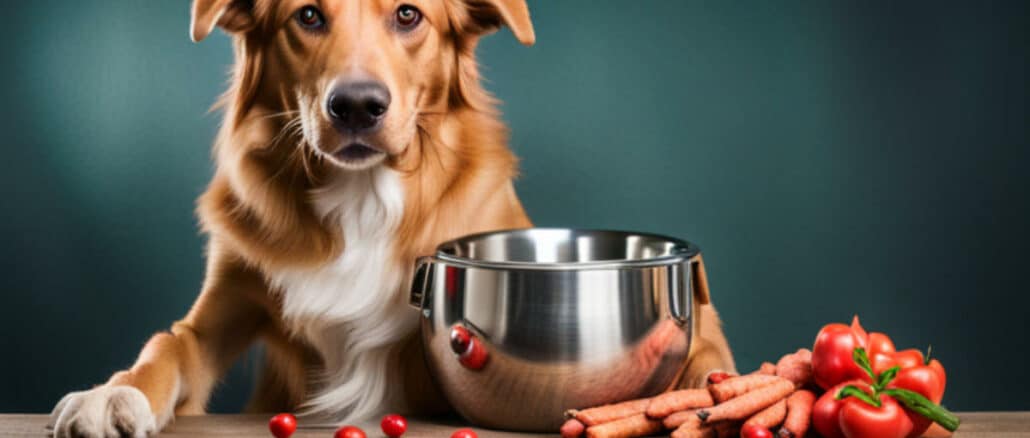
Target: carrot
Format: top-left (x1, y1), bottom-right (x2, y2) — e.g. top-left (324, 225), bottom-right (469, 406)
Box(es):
top-left (560, 418), bottom-right (585, 438)
top-left (646, 389), bottom-right (714, 418)
top-left (743, 398), bottom-right (787, 429)
top-left (697, 378), bottom-right (795, 423)
top-left (777, 389), bottom-right (816, 438)
top-left (584, 413), bottom-right (663, 438)
top-left (775, 348), bottom-right (813, 387)
top-left (707, 374), bottom-right (782, 403)
top-left (756, 361), bottom-right (777, 375)
top-left (670, 423), bottom-right (715, 438)
top-left (663, 409), bottom-right (702, 429)
top-left (567, 397), bottom-right (651, 426)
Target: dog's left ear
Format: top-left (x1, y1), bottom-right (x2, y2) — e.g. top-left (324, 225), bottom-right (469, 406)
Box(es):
top-left (462, 0), bottom-right (535, 46)
top-left (190, 0), bottom-right (255, 42)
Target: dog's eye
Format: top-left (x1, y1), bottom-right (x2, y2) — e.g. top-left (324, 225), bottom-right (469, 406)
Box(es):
top-left (295, 5), bottom-right (326, 31)
top-left (394, 5), bottom-right (422, 30)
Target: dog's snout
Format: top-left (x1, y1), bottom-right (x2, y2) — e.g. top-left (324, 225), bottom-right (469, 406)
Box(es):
top-left (327, 81), bottom-right (391, 132)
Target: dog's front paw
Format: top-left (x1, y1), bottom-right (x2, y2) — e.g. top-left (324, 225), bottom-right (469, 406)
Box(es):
top-left (49, 386), bottom-right (157, 438)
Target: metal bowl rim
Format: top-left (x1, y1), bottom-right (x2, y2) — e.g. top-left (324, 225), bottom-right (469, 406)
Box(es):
top-left (432, 227), bottom-right (700, 271)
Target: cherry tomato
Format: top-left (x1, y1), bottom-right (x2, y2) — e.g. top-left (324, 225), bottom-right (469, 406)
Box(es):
top-left (812, 380), bottom-right (865, 438)
top-left (268, 413), bottom-right (297, 438)
top-left (838, 393), bottom-right (915, 438)
top-left (458, 337), bottom-right (489, 370)
top-left (450, 325), bottom-right (471, 354)
top-left (707, 371), bottom-right (732, 385)
top-left (740, 424), bottom-right (774, 438)
top-left (812, 319), bottom-right (871, 389)
top-left (380, 414), bottom-right (407, 437)
top-left (334, 425), bottom-right (367, 438)
top-left (450, 428), bottom-right (478, 438)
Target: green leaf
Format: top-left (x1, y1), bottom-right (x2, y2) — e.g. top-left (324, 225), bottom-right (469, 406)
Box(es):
top-left (837, 384), bottom-right (881, 408)
top-left (852, 347), bottom-right (876, 381)
top-left (875, 366), bottom-right (901, 391)
top-left (883, 388), bottom-right (961, 432)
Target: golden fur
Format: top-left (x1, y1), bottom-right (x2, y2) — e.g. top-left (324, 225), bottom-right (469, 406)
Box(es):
top-left (49, 1), bottom-right (734, 435)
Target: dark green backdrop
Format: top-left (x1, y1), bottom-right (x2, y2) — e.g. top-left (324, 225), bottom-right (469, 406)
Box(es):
top-left (2, 1), bottom-right (1027, 413)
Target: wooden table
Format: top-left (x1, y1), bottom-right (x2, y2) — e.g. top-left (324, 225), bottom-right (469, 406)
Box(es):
top-left (2, 413), bottom-right (1027, 437)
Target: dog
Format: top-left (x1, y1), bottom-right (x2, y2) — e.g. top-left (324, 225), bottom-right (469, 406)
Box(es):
top-left (48, 1), bottom-right (736, 436)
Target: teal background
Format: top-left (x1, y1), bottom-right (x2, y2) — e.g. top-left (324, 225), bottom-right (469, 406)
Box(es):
top-left (2, 1), bottom-right (1027, 413)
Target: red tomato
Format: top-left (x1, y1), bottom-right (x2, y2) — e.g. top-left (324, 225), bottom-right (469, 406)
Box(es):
top-left (450, 428), bottom-right (478, 438)
top-left (458, 337), bottom-right (489, 370)
top-left (866, 332), bottom-right (896, 357)
top-left (268, 413), bottom-right (297, 438)
top-left (891, 349), bottom-right (925, 369)
top-left (891, 365), bottom-right (945, 404)
top-left (870, 352), bottom-right (895, 376)
top-left (334, 425), bottom-right (367, 438)
top-left (928, 358), bottom-right (947, 389)
top-left (812, 380), bottom-right (866, 438)
top-left (380, 414), bottom-right (407, 437)
top-left (812, 319), bottom-right (871, 389)
top-left (450, 325), bottom-right (471, 354)
top-left (740, 424), bottom-right (774, 438)
top-left (888, 365), bottom-right (946, 438)
top-left (838, 393), bottom-right (915, 438)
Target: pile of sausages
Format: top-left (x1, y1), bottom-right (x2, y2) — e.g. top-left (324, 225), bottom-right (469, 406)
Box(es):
top-left (561, 349), bottom-right (816, 438)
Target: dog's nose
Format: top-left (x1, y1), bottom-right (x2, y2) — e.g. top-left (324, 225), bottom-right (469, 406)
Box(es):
top-left (326, 81), bottom-right (391, 132)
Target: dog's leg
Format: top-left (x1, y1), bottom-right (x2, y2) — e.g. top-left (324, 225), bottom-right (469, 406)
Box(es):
top-left (677, 303), bottom-right (737, 389)
top-left (672, 256), bottom-right (736, 389)
top-left (49, 247), bottom-right (270, 437)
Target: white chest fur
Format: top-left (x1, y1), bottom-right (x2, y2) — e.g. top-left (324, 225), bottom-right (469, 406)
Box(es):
top-left (267, 166), bottom-right (417, 422)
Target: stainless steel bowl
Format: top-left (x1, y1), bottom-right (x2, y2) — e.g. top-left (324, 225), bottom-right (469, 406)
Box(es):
top-left (409, 228), bottom-right (709, 431)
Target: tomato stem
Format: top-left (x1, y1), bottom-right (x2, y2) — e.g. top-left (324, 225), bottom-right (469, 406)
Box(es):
top-left (837, 385), bottom-right (881, 407)
top-left (852, 347), bottom-right (877, 382)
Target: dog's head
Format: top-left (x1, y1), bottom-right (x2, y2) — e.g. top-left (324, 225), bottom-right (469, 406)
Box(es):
top-left (191, 0), bottom-right (534, 171)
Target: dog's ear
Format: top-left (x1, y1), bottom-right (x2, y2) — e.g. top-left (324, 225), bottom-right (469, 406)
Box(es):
top-left (461, 0), bottom-right (535, 46)
top-left (190, 0), bottom-right (256, 42)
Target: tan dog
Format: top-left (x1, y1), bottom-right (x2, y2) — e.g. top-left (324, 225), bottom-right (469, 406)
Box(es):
top-left (48, 1), bottom-right (735, 436)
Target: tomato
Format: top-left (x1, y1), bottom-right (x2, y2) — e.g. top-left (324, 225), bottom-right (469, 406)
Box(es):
top-left (380, 414), bottom-right (407, 437)
top-left (458, 337), bottom-right (489, 370)
top-left (450, 428), bottom-right (478, 438)
top-left (450, 325), bottom-right (471, 354)
top-left (849, 316), bottom-right (869, 345)
top-left (893, 350), bottom-right (925, 369)
top-left (811, 320), bottom-right (957, 438)
top-left (891, 365), bottom-right (945, 404)
top-left (740, 424), bottom-right (774, 438)
top-left (334, 425), bottom-right (367, 438)
top-left (929, 358), bottom-right (947, 389)
top-left (812, 380), bottom-right (866, 438)
top-left (888, 365), bottom-right (946, 438)
top-left (839, 393), bottom-right (915, 438)
top-left (866, 332), bottom-right (896, 357)
top-left (812, 317), bottom-right (871, 389)
top-left (268, 413), bottom-right (297, 438)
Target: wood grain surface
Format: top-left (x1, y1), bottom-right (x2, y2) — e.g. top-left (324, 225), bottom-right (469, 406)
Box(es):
top-left (3, 412), bottom-right (1027, 437)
